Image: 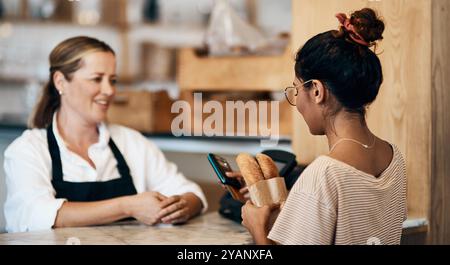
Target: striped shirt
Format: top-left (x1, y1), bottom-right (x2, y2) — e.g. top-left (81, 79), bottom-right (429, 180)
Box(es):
top-left (268, 143), bottom-right (407, 245)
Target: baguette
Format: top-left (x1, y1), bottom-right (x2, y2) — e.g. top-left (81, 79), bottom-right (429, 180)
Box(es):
top-left (256, 154), bottom-right (281, 180)
top-left (236, 153), bottom-right (264, 186)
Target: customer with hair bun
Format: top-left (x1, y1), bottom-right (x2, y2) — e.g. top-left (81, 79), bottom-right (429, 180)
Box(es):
top-left (240, 8), bottom-right (407, 245)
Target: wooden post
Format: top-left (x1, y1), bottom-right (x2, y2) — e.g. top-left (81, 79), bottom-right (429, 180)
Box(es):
top-left (117, 0), bottom-right (131, 83)
top-left (246, 0), bottom-right (258, 26)
top-left (52, 1), bottom-right (74, 22)
top-left (430, 0), bottom-right (450, 245)
top-left (101, 0), bottom-right (131, 83)
top-left (20, 0), bottom-right (28, 20)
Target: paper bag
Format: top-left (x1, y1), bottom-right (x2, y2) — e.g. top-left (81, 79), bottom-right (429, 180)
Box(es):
top-left (248, 177), bottom-right (288, 207)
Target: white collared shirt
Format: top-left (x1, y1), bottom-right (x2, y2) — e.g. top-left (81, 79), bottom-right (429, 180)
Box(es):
top-left (3, 114), bottom-right (208, 233)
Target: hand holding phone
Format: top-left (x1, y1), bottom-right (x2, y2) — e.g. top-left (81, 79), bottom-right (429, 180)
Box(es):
top-left (208, 154), bottom-right (245, 201)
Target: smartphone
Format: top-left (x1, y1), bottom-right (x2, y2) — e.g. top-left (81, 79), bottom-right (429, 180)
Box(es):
top-left (208, 154), bottom-right (241, 188)
top-left (207, 153), bottom-right (244, 201)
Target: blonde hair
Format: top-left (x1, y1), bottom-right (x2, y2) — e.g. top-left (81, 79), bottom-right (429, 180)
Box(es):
top-left (30, 36), bottom-right (115, 128)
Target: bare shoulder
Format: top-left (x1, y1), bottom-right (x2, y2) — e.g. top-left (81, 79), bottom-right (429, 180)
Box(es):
top-left (328, 137), bottom-right (393, 178)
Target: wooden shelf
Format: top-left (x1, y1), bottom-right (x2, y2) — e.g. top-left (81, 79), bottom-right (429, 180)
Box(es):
top-left (177, 47), bottom-right (294, 91)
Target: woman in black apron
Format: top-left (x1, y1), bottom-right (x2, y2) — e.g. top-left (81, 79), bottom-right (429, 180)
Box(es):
top-left (3, 36), bottom-right (205, 232)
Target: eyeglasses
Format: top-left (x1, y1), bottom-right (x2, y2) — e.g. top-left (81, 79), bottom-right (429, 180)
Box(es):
top-left (284, 79), bottom-right (313, 106)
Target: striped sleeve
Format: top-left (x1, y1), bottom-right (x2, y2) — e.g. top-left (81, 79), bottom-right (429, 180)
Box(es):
top-left (268, 190), bottom-right (336, 245)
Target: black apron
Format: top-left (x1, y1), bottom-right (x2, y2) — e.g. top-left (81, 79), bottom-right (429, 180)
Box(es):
top-left (47, 123), bottom-right (138, 202)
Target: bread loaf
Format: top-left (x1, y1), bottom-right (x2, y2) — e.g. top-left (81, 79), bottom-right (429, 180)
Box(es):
top-left (236, 153), bottom-right (264, 186)
top-left (256, 154), bottom-right (280, 180)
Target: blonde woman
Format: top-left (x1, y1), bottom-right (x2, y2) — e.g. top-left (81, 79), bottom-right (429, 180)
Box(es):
top-left (4, 36), bottom-right (206, 233)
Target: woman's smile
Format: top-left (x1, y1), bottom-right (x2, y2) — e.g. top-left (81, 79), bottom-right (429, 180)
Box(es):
top-left (93, 98), bottom-right (111, 111)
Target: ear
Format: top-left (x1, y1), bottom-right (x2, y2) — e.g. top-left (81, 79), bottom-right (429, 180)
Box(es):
top-left (53, 71), bottom-right (67, 93)
top-left (311, 80), bottom-right (327, 105)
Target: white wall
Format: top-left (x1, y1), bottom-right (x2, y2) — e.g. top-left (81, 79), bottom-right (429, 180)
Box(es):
top-left (0, 23), bottom-right (122, 82)
top-left (256, 0), bottom-right (292, 34)
top-left (0, 130), bottom-right (23, 233)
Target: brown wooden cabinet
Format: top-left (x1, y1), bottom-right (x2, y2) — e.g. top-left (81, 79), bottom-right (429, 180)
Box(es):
top-left (290, 0), bottom-right (450, 244)
top-left (177, 47), bottom-right (293, 91)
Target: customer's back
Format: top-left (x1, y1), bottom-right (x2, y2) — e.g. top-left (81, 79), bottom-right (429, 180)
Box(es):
top-left (268, 142), bottom-right (406, 244)
top-left (266, 8), bottom-right (407, 245)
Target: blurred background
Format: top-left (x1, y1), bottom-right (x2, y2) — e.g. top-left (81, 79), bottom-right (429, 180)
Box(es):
top-left (0, 0), bottom-right (446, 244)
top-left (0, 0), bottom-right (294, 232)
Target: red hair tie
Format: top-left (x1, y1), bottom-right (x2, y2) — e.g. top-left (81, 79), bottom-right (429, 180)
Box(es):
top-left (335, 13), bottom-right (370, 47)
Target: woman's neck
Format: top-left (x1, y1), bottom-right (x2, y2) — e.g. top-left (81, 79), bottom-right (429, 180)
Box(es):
top-left (325, 111), bottom-right (373, 150)
top-left (56, 108), bottom-right (99, 149)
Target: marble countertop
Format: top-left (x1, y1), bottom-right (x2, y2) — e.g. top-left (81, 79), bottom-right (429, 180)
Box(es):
top-left (0, 212), bottom-right (429, 245)
top-left (0, 212), bottom-right (253, 245)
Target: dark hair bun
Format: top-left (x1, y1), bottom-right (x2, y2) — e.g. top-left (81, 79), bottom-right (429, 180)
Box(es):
top-left (351, 8), bottom-right (385, 43)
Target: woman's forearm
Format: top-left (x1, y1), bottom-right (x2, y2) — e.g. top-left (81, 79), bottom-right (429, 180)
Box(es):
top-left (251, 223), bottom-right (276, 245)
top-left (53, 196), bottom-right (132, 228)
top-left (253, 231), bottom-right (275, 245)
top-left (248, 210), bottom-right (279, 245)
top-left (181, 192), bottom-right (203, 218)
top-left (54, 192), bottom-right (202, 228)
